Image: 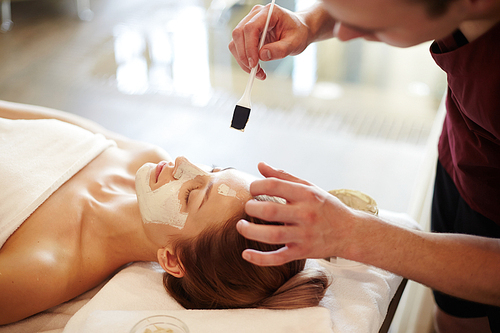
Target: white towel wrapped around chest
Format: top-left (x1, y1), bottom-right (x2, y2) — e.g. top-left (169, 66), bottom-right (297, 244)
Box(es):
top-left (0, 118), bottom-right (116, 248)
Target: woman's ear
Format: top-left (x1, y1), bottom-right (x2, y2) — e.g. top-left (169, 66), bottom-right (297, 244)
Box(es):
top-left (157, 247), bottom-right (185, 278)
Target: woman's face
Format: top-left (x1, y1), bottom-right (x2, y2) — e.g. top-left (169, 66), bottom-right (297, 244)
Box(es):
top-left (135, 156), bottom-right (255, 245)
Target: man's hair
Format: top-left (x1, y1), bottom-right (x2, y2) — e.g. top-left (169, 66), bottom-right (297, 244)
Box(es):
top-left (409, 0), bottom-right (458, 17)
top-left (163, 201), bottom-right (329, 309)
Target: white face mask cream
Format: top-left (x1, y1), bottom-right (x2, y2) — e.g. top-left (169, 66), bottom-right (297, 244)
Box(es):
top-left (135, 160), bottom-right (207, 229)
top-left (217, 183), bottom-right (237, 197)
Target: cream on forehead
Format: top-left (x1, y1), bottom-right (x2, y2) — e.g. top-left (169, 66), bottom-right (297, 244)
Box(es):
top-left (215, 170), bottom-right (254, 201)
top-left (217, 183), bottom-right (237, 197)
top-left (135, 160), bottom-right (206, 228)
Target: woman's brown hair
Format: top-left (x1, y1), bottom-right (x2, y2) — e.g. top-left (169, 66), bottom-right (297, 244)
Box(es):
top-left (163, 200), bottom-right (330, 309)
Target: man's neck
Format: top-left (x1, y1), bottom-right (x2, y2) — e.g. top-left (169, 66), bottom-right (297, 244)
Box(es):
top-left (459, 4), bottom-right (500, 42)
top-left (460, 19), bottom-right (498, 41)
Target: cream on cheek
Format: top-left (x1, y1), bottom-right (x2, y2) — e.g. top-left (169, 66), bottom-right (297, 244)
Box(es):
top-left (135, 162), bottom-right (206, 229)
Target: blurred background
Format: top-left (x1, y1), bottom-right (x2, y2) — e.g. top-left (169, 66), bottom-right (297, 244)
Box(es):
top-left (0, 0), bottom-right (447, 213)
top-left (0, 1), bottom-right (446, 330)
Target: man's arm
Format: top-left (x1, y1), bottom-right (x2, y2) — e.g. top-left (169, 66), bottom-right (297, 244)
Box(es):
top-left (347, 212), bottom-right (500, 307)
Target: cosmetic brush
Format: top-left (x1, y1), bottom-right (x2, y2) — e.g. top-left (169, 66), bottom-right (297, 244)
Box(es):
top-left (230, 0), bottom-right (275, 131)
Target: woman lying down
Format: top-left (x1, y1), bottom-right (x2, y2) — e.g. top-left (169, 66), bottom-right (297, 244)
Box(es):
top-left (0, 101), bottom-right (329, 325)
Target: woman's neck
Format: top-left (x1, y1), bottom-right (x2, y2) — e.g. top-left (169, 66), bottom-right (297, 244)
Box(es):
top-left (82, 189), bottom-right (159, 268)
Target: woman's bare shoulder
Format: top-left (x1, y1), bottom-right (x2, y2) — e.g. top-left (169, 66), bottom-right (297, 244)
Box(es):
top-left (114, 139), bottom-right (173, 172)
top-left (0, 235), bottom-right (85, 325)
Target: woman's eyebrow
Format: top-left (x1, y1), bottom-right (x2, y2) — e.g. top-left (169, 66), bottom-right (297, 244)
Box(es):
top-left (198, 180), bottom-right (215, 211)
top-left (211, 165), bottom-right (235, 172)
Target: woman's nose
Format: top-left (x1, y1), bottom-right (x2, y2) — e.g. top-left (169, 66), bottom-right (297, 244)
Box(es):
top-left (174, 156), bottom-right (189, 168)
top-left (173, 156), bottom-right (189, 179)
top-left (333, 22), bottom-right (367, 41)
top-left (173, 156), bottom-right (207, 179)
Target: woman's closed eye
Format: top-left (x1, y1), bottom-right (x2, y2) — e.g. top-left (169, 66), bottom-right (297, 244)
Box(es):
top-left (184, 169), bottom-right (220, 205)
top-left (211, 166), bottom-right (234, 173)
top-left (184, 185), bottom-right (200, 204)
top-left (184, 167), bottom-right (234, 205)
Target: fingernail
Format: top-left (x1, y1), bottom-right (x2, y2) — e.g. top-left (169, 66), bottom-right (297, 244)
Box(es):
top-left (242, 251), bottom-right (251, 261)
top-left (236, 219), bottom-right (246, 231)
top-left (248, 57), bottom-right (255, 68)
top-left (264, 49), bottom-right (271, 61)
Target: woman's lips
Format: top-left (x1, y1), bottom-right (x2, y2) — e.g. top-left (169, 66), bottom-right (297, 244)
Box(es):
top-left (155, 161), bottom-right (167, 182)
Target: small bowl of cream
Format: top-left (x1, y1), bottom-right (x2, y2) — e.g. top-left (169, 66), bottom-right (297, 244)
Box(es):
top-left (130, 315), bottom-right (189, 333)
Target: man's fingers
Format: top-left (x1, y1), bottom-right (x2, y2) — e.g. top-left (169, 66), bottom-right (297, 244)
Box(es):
top-left (230, 4), bottom-right (278, 78)
top-left (257, 162), bottom-right (312, 186)
top-left (228, 42), bottom-right (267, 79)
top-left (242, 4), bottom-right (279, 68)
top-left (245, 198), bottom-right (307, 224)
top-left (256, 66), bottom-right (267, 80)
top-left (240, 5), bottom-right (268, 68)
top-left (249, 177), bottom-right (315, 206)
top-left (236, 219), bottom-right (299, 244)
top-left (230, 6), bottom-right (262, 71)
top-left (228, 40), bottom-right (250, 73)
top-left (230, 31), bottom-right (251, 71)
top-left (241, 245), bottom-right (302, 266)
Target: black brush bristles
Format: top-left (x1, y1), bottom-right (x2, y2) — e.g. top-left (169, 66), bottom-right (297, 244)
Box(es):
top-left (230, 105), bottom-right (251, 131)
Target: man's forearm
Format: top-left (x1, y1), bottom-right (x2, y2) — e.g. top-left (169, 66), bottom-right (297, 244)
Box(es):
top-left (347, 212), bottom-right (500, 306)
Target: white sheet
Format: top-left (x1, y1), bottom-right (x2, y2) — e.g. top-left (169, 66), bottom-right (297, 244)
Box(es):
top-left (80, 308), bottom-right (334, 333)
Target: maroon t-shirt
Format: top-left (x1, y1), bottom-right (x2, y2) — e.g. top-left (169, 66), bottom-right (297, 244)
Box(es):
top-left (431, 22), bottom-right (500, 225)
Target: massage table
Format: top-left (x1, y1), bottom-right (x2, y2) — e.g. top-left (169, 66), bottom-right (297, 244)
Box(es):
top-left (0, 209), bottom-right (418, 333)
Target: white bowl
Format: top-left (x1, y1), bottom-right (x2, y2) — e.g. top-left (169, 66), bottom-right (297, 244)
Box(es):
top-left (130, 315), bottom-right (189, 333)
